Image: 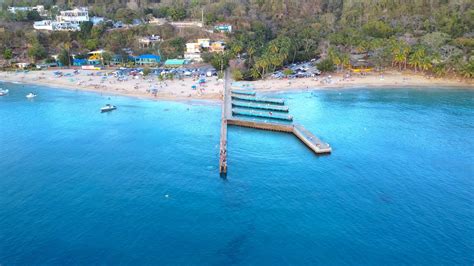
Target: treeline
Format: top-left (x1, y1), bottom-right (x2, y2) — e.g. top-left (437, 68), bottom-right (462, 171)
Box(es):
top-left (0, 0), bottom-right (473, 78)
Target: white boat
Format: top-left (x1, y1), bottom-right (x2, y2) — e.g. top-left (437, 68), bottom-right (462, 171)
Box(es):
top-left (26, 92), bottom-right (37, 99)
top-left (0, 89), bottom-right (8, 96)
top-left (101, 104), bottom-right (117, 112)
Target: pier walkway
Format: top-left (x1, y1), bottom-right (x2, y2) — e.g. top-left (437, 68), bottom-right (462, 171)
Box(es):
top-left (231, 89), bottom-right (256, 96)
top-left (232, 101), bottom-right (289, 112)
top-left (219, 71), bottom-right (331, 175)
top-left (232, 108), bottom-right (293, 121)
top-left (231, 94), bottom-right (285, 105)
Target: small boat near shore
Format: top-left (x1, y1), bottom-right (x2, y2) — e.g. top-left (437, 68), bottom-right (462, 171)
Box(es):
top-left (101, 104), bottom-right (117, 113)
top-left (0, 89), bottom-right (9, 96)
top-left (26, 92), bottom-right (37, 99)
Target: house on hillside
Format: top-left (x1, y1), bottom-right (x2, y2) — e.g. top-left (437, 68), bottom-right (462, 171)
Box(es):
top-left (139, 35), bottom-right (161, 48)
top-left (209, 41), bottom-right (226, 53)
top-left (186, 43), bottom-right (201, 54)
top-left (87, 50), bottom-right (105, 65)
top-left (214, 24), bottom-right (232, 33)
top-left (33, 20), bottom-right (53, 30)
top-left (8, 5), bottom-right (48, 16)
top-left (34, 20), bottom-right (81, 31)
top-left (135, 54), bottom-right (161, 66)
top-left (16, 62), bottom-right (31, 69)
top-left (57, 8), bottom-right (89, 24)
top-left (33, 7), bottom-right (88, 31)
top-left (197, 39), bottom-right (211, 48)
top-left (185, 42), bottom-right (203, 62)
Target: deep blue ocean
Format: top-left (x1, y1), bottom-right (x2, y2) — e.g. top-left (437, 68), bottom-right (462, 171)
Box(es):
top-left (0, 82), bottom-right (473, 265)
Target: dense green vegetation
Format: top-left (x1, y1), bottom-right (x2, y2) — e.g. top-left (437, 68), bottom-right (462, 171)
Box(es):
top-left (0, 0), bottom-right (472, 79)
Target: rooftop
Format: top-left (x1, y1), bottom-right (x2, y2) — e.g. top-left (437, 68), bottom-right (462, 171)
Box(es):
top-left (136, 54), bottom-right (161, 59)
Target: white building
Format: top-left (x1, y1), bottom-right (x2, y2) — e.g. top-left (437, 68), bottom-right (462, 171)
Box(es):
top-left (138, 35), bottom-right (161, 48)
top-left (53, 21), bottom-right (81, 31)
top-left (185, 43), bottom-right (203, 62)
top-left (8, 5), bottom-right (47, 16)
top-left (57, 8), bottom-right (89, 24)
top-left (214, 24), bottom-right (232, 33)
top-left (34, 7), bottom-right (88, 32)
top-left (33, 20), bottom-right (53, 31)
top-left (186, 43), bottom-right (201, 54)
top-left (184, 53), bottom-right (203, 62)
top-left (16, 62), bottom-right (31, 69)
top-left (197, 39), bottom-right (211, 48)
top-left (33, 20), bottom-right (80, 31)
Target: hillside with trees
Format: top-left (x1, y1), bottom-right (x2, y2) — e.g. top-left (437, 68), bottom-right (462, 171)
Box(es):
top-left (0, 0), bottom-right (473, 79)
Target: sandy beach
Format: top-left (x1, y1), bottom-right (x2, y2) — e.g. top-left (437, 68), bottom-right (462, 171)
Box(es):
top-left (1, 69), bottom-right (472, 102)
top-left (250, 71), bottom-right (473, 93)
top-left (0, 69), bottom-right (225, 101)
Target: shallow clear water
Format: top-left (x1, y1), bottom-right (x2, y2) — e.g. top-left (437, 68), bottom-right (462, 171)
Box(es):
top-left (0, 83), bottom-right (473, 264)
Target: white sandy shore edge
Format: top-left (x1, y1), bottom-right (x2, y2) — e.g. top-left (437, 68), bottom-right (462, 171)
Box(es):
top-left (1, 70), bottom-right (472, 103)
top-left (0, 69), bottom-right (224, 102)
top-left (249, 71), bottom-right (473, 93)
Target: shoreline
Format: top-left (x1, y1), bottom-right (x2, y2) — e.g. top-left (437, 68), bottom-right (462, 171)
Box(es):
top-left (0, 69), bottom-right (224, 103)
top-left (1, 70), bottom-right (472, 103)
top-left (3, 79), bottom-right (222, 105)
top-left (248, 71), bottom-right (473, 93)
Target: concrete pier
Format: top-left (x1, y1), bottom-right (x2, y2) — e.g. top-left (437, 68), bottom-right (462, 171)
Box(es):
top-left (219, 69), bottom-right (231, 175)
top-left (219, 118), bottom-right (227, 174)
top-left (293, 124), bottom-right (332, 154)
top-left (219, 71), bottom-right (331, 175)
top-left (227, 119), bottom-right (294, 132)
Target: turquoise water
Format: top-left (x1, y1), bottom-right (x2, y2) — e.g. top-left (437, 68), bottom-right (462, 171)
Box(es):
top-left (0, 82), bottom-right (473, 264)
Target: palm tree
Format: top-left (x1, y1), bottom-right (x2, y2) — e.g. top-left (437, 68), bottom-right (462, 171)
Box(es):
top-left (419, 57), bottom-right (433, 72)
top-left (63, 42), bottom-right (72, 68)
top-left (250, 67), bottom-right (261, 80)
top-left (392, 48), bottom-right (405, 70)
top-left (409, 48), bottom-right (426, 73)
top-left (231, 41), bottom-right (243, 58)
top-left (332, 55), bottom-right (342, 72)
top-left (402, 46), bottom-right (410, 69)
top-left (458, 61), bottom-right (474, 78)
top-left (247, 46), bottom-right (256, 65)
top-left (432, 64), bottom-right (447, 77)
top-left (328, 47), bottom-right (341, 71)
top-left (392, 44), bottom-right (410, 70)
top-left (341, 53), bottom-right (351, 71)
top-left (255, 56), bottom-right (269, 78)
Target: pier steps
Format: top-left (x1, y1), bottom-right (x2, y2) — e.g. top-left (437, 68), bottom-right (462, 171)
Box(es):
top-left (231, 90), bottom-right (256, 96)
top-left (232, 108), bottom-right (293, 121)
top-left (231, 101), bottom-right (289, 112)
top-left (231, 94), bottom-right (285, 105)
